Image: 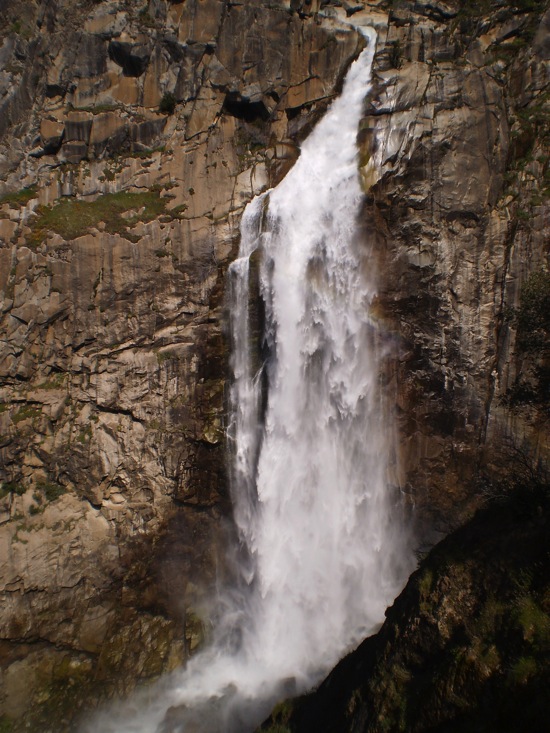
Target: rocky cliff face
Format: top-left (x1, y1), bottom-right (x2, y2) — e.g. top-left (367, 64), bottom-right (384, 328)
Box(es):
top-left (0, 0), bottom-right (362, 727)
top-left (0, 0), bottom-right (548, 729)
top-left (356, 0), bottom-right (549, 539)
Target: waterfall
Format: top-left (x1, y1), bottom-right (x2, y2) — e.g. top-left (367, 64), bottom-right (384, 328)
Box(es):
top-left (83, 26), bottom-right (411, 733)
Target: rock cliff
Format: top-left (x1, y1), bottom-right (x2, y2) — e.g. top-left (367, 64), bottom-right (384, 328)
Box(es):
top-left (0, 0), bottom-right (363, 726)
top-left (357, 0), bottom-right (549, 539)
top-left (0, 0), bottom-right (548, 729)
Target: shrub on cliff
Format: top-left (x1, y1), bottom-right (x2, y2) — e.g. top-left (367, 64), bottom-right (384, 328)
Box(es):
top-left (516, 270), bottom-right (550, 355)
top-left (159, 92), bottom-right (177, 115)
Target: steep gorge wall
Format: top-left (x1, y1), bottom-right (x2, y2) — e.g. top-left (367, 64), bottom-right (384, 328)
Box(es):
top-left (358, 0), bottom-right (549, 538)
top-left (0, 0), bottom-right (362, 726)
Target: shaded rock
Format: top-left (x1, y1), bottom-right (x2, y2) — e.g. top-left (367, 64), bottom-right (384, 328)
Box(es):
top-left (73, 34), bottom-right (108, 78)
top-left (222, 92), bottom-right (271, 122)
top-left (89, 112), bottom-right (128, 155)
top-left (130, 117), bottom-right (167, 146)
top-left (40, 118), bottom-right (65, 154)
top-left (359, 0), bottom-right (550, 535)
top-left (64, 111), bottom-right (94, 143)
top-left (108, 41), bottom-right (151, 77)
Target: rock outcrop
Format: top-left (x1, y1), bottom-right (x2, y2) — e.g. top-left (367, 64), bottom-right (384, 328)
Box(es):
top-left (356, 0), bottom-right (550, 539)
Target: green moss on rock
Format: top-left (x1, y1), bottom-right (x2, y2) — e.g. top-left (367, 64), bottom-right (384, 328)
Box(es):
top-left (27, 189), bottom-right (169, 247)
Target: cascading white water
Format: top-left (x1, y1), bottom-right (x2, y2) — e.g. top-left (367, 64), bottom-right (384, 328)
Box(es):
top-left (83, 26), bottom-right (411, 733)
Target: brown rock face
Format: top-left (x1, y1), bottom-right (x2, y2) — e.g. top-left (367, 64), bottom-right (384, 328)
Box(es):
top-left (0, 0), bottom-right (363, 727)
top-left (357, 0), bottom-right (549, 539)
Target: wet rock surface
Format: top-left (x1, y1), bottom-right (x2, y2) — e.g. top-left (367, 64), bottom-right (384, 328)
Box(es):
top-left (259, 479), bottom-right (550, 733)
top-left (357, 0), bottom-right (550, 538)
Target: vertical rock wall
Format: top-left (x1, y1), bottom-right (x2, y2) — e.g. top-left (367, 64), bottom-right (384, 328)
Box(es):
top-left (0, 1), bottom-right (362, 727)
top-left (354, 0), bottom-right (549, 538)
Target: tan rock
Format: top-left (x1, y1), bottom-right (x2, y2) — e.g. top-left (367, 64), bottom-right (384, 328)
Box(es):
top-left (40, 118), bottom-right (64, 145)
top-left (178, 0), bottom-right (224, 44)
top-left (0, 219), bottom-right (17, 245)
top-left (89, 112), bottom-right (126, 145)
top-left (111, 74), bottom-right (140, 105)
top-left (84, 9), bottom-right (127, 36)
top-left (142, 50), bottom-right (167, 109)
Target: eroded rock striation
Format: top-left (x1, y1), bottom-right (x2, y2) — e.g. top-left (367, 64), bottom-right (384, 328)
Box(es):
top-left (356, 0), bottom-right (550, 538)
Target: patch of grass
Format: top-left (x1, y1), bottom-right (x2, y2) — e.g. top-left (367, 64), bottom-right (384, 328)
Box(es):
top-left (70, 103), bottom-right (122, 115)
top-left (11, 405), bottom-right (41, 424)
top-left (156, 350), bottom-right (178, 364)
top-left (0, 482), bottom-right (26, 499)
top-left (478, 643), bottom-right (500, 670)
top-left (124, 145), bottom-right (167, 162)
top-left (35, 480), bottom-right (66, 503)
top-left (159, 92), bottom-right (177, 115)
top-left (37, 373), bottom-right (66, 390)
top-left (129, 145), bottom-right (167, 159)
top-left (418, 568), bottom-right (433, 598)
top-left (137, 6), bottom-right (156, 28)
top-left (262, 698), bottom-right (295, 733)
top-left (455, 0), bottom-right (492, 18)
top-left (0, 186), bottom-right (37, 207)
top-left (514, 597), bottom-right (550, 647)
top-left (0, 714), bottom-right (13, 732)
top-left (509, 655), bottom-right (538, 684)
top-left (77, 425), bottom-right (92, 443)
top-left (170, 203), bottom-right (188, 218)
top-left (477, 595), bottom-right (506, 638)
top-left (27, 189), bottom-right (169, 247)
top-left (9, 18), bottom-right (33, 39)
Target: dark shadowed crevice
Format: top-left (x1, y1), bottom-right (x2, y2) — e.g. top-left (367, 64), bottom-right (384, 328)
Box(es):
top-left (222, 93), bottom-right (270, 122)
top-left (108, 41), bottom-right (151, 77)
